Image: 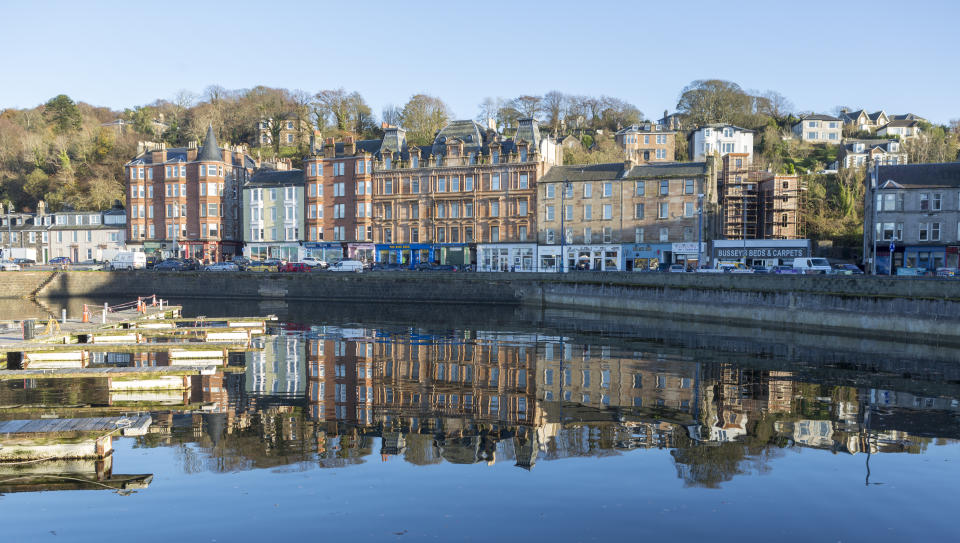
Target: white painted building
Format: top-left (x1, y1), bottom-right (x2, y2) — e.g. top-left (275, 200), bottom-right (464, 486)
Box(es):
top-left (688, 124), bottom-right (754, 161)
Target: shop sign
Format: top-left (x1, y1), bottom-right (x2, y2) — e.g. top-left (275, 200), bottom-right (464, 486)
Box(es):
top-left (672, 242), bottom-right (705, 254)
top-left (714, 247), bottom-right (808, 259)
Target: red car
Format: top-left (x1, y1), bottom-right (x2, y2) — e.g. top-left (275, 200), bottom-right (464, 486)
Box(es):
top-left (279, 262), bottom-right (312, 273)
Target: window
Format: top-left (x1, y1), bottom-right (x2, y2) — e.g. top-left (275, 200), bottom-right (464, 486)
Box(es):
top-left (490, 201), bottom-right (499, 217)
top-left (583, 227), bottom-right (592, 242)
top-left (684, 179), bottom-right (694, 194)
top-left (659, 180), bottom-right (669, 195)
top-left (635, 227), bottom-right (644, 243)
top-left (383, 179), bottom-right (392, 195)
top-left (451, 202), bottom-right (460, 218)
top-left (583, 183), bottom-right (592, 198)
top-left (565, 205), bottom-right (573, 221)
top-left (658, 202), bottom-right (669, 219)
top-left (684, 202), bottom-right (694, 217)
top-left (919, 222), bottom-right (929, 241)
top-left (208, 203), bottom-right (217, 217)
top-left (410, 177), bottom-right (420, 193)
top-left (603, 183), bottom-right (612, 197)
top-left (519, 174), bottom-right (528, 189)
top-left (464, 176), bottom-right (473, 191)
top-left (491, 173), bottom-right (501, 191)
top-left (635, 203), bottom-right (644, 219)
top-left (489, 226), bottom-right (499, 242)
top-left (546, 184), bottom-right (555, 198)
top-left (932, 222), bottom-right (941, 241)
top-left (518, 226), bottom-right (527, 240)
top-left (635, 181), bottom-right (645, 196)
top-left (565, 184), bottom-right (574, 198)
top-left (656, 149), bottom-right (667, 159)
top-left (410, 204), bottom-right (419, 219)
top-left (603, 227), bottom-right (612, 243)
top-left (451, 177), bottom-right (460, 192)
top-left (464, 203), bottom-right (473, 218)
top-left (602, 204), bottom-right (612, 220)
top-left (659, 227), bottom-right (668, 242)
top-left (583, 204), bottom-right (592, 220)
top-left (934, 193), bottom-right (942, 211)
top-left (920, 193), bottom-right (929, 211)
top-left (517, 200), bottom-right (527, 216)
top-left (491, 150), bottom-right (499, 164)
top-left (546, 229), bottom-right (555, 244)
top-left (437, 177), bottom-right (446, 192)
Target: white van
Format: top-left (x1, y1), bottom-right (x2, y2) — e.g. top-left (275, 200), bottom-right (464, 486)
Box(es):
top-left (328, 260), bottom-right (363, 273)
top-left (791, 257), bottom-right (832, 274)
top-left (109, 251), bottom-right (146, 270)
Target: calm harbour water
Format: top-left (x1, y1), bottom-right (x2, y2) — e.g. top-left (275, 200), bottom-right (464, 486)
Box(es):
top-left (2, 299), bottom-right (959, 541)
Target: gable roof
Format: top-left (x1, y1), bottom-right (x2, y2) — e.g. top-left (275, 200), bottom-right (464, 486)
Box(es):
top-left (625, 162), bottom-right (708, 179)
top-left (798, 113), bottom-right (841, 122)
top-left (877, 162), bottom-right (960, 189)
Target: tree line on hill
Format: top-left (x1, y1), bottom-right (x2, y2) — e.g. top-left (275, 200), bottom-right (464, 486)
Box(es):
top-left (1, 80), bottom-right (957, 253)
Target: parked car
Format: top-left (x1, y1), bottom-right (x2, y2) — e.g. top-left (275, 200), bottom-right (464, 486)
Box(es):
top-left (154, 259), bottom-right (189, 272)
top-left (231, 256), bottom-right (251, 270)
top-left (203, 262), bottom-right (239, 272)
top-left (935, 267), bottom-right (958, 277)
top-left (329, 260), bottom-right (364, 273)
top-left (0, 261), bottom-right (21, 271)
top-left (772, 265), bottom-right (799, 275)
top-left (145, 254), bottom-right (161, 269)
top-left (279, 262), bottom-right (312, 273)
top-left (246, 261), bottom-right (278, 272)
top-left (751, 265), bottom-right (772, 274)
top-left (896, 267), bottom-right (927, 276)
top-left (370, 262), bottom-right (407, 272)
top-left (418, 263), bottom-right (459, 272)
top-left (668, 264), bottom-right (686, 273)
top-left (263, 258), bottom-right (285, 268)
top-left (49, 256), bottom-right (72, 266)
top-left (695, 265), bottom-right (723, 273)
top-left (792, 257), bottom-right (832, 274)
top-left (109, 251), bottom-right (146, 270)
top-left (13, 258), bottom-right (36, 267)
top-left (832, 263), bottom-right (864, 275)
top-left (300, 257), bottom-right (327, 269)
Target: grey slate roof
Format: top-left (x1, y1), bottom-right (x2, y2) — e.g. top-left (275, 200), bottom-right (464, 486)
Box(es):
top-left (799, 114), bottom-right (841, 121)
top-left (246, 168), bottom-right (305, 187)
top-left (877, 162), bottom-right (960, 189)
top-left (843, 139), bottom-right (897, 152)
top-left (197, 125), bottom-right (222, 162)
top-left (539, 163), bottom-right (624, 184)
top-left (625, 162), bottom-right (708, 178)
top-left (881, 119), bottom-right (920, 128)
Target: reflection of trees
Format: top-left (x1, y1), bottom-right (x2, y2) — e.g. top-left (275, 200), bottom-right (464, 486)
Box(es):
top-left (672, 415), bottom-right (787, 488)
top-left (403, 434), bottom-right (441, 466)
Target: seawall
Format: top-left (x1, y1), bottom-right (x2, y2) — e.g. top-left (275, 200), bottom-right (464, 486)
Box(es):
top-left (4, 271), bottom-right (960, 343)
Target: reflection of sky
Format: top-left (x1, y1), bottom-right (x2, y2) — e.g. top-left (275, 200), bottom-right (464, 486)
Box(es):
top-left (4, 439), bottom-right (957, 541)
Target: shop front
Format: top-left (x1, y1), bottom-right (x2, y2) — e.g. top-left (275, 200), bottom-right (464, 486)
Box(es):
top-left (477, 243), bottom-right (537, 272)
top-left (538, 245), bottom-right (562, 272)
top-left (904, 245), bottom-right (946, 272)
top-left (563, 244), bottom-right (623, 272)
top-left (436, 244), bottom-right (473, 267)
top-left (347, 243), bottom-right (375, 264)
top-left (244, 242), bottom-right (301, 262)
top-left (622, 243), bottom-right (671, 271)
top-left (376, 244), bottom-right (433, 267)
top-left (712, 239), bottom-right (811, 267)
top-left (671, 242), bottom-right (707, 270)
top-left (304, 242), bottom-right (344, 264)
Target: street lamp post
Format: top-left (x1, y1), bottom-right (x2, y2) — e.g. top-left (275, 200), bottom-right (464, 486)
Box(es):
top-left (871, 161), bottom-right (879, 275)
top-left (697, 193), bottom-right (704, 269)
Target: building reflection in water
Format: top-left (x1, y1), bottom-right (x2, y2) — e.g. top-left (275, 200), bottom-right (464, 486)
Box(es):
top-left (12, 324), bottom-right (953, 487)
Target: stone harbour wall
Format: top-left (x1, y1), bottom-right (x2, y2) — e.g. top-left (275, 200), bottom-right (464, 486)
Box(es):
top-left (3, 270), bottom-right (960, 342)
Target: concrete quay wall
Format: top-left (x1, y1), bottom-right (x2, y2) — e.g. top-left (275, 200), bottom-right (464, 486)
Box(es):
top-left (3, 271), bottom-right (960, 342)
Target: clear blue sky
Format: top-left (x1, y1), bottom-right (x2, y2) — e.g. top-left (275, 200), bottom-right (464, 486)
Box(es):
top-left (2, 0), bottom-right (958, 124)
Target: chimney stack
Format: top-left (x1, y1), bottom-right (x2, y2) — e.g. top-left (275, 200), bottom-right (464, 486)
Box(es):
top-left (323, 137), bottom-right (335, 159)
top-left (345, 136), bottom-right (356, 155)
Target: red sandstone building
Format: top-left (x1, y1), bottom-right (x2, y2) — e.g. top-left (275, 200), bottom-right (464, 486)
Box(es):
top-left (125, 126), bottom-right (255, 261)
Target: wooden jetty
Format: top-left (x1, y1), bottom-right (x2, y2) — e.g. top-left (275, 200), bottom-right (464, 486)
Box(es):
top-left (0, 414), bottom-right (152, 460)
top-left (0, 365), bottom-right (220, 381)
top-left (0, 456), bottom-right (152, 493)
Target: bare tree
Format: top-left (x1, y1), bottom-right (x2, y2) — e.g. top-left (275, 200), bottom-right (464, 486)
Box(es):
top-left (511, 95), bottom-right (543, 119)
top-left (542, 91), bottom-right (568, 134)
top-left (382, 104), bottom-right (402, 128)
top-left (314, 88), bottom-right (351, 132)
top-left (399, 94), bottom-right (450, 145)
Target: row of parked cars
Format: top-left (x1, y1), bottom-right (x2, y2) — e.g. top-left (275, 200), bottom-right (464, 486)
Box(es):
top-left (667, 258), bottom-right (865, 275)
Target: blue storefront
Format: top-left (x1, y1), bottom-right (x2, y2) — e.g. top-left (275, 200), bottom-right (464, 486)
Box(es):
top-left (375, 243), bottom-right (473, 268)
top-left (622, 243), bottom-right (672, 271)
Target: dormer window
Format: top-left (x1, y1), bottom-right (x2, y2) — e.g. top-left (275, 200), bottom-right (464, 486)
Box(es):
top-left (492, 150), bottom-right (499, 164)
top-left (520, 148), bottom-right (528, 162)
top-left (889, 142), bottom-right (899, 152)
top-left (855, 143), bottom-right (864, 152)
top-left (411, 155), bottom-right (419, 168)
top-left (384, 157), bottom-right (391, 170)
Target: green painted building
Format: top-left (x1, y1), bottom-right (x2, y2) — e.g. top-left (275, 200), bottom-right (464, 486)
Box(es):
top-left (242, 169), bottom-right (305, 261)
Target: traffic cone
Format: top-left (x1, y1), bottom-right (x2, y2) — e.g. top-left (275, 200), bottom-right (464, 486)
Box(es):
top-left (82, 305), bottom-right (89, 323)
